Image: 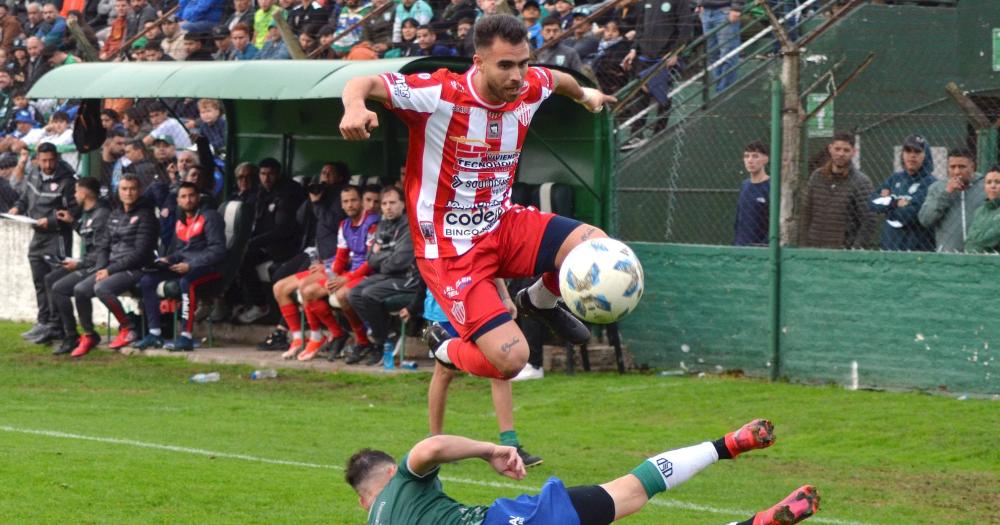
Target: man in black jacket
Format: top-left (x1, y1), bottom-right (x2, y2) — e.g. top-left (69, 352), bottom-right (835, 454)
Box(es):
top-left (69, 174), bottom-right (159, 357)
top-left (346, 186), bottom-right (419, 365)
top-left (48, 177), bottom-right (111, 355)
top-left (236, 157), bottom-right (305, 324)
top-left (8, 143), bottom-right (78, 344)
top-left (134, 182), bottom-right (227, 351)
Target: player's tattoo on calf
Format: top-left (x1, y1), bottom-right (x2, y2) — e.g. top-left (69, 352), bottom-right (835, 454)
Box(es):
top-left (581, 227), bottom-right (597, 241)
top-left (500, 337), bottom-right (521, 354)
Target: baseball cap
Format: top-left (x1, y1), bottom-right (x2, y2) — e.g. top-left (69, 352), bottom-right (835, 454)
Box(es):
top-left (211, 25), bottom-right (230, 39)
top-left (522, 0), bottom-right (540, 10)
top-left (14, 110), bottom-right (34, 124)
top-left (902, 134), bottom-right (927, 152)
top-left (152, 134), bottom-right (175, 146)
top-left (556, 0), bottom-right (574, 5)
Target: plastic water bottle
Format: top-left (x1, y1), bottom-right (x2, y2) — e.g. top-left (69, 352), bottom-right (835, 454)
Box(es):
top-left (401, 360), bottom-right (418, 370)
top-left (250, 369), bottom-right (278, 380)
top-left (383, 342), bottom-right (395, 370)
top-left (189, 372), bottom-right (220, 383)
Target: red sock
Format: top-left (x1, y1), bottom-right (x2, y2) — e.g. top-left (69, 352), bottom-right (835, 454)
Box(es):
top-left (279, 303), bottom-right (302, 333)
top-left (306, 300), bottom-right (345, 338)
top-left (303, 304), bottom-right (321, 331)
top-left (446, 339), bottom-right (507, 379)
top-left (343, 309), bottom-right (370, 345)
top-left (542, 272), bottom-right (561, 296)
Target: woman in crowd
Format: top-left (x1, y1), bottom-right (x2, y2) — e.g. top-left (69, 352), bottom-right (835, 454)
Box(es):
top-left (965, 166), bottom-right (1000, 254)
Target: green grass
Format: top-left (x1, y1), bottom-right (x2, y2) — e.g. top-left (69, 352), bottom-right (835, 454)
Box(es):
top-left (1, 321), bottom-right (997, 525)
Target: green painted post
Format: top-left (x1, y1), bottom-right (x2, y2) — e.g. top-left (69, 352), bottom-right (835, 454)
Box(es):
top-left (977, 127), bottom-right (998, 170)
top-left (768, 78), bottom-right (783, 382)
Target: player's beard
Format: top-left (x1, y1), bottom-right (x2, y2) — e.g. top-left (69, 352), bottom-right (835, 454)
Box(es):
top-left (488, 77), bottom-right (521, 103)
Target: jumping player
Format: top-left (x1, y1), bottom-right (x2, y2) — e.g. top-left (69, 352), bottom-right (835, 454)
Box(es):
top-left (340, 14), bottom-right (618, 380)
top-left (345, 419), bottom-right (820, 525)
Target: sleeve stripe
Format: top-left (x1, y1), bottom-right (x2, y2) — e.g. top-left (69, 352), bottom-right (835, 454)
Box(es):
top-left (379, 73), bottom-right (396, 109)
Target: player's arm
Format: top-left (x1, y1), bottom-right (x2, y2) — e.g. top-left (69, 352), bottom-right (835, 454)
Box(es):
top-left (340, 75), bottom-right (389, 141)
top-left (407, 435), bottom-right (526, 480)
top-left (550, 69), bottom-right (617, 114)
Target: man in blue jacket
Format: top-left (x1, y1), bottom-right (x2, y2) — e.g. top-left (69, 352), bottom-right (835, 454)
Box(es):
top-left (134, 182), bottom-right (227, 351)
top-left (179, 0), bottom-right (226, 34)
top-left (869, 134), bottom-right (936, 251)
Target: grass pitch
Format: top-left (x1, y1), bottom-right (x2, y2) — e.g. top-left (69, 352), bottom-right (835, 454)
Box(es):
top-left (1, 322), bottom-right (997, 525)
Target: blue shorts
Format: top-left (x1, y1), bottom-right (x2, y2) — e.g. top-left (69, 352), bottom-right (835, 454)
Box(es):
top-left (483, 477), bottom-right (580, 525)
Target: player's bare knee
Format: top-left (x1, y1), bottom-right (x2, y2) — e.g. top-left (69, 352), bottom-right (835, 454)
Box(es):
top-left (495, 343), bottom-right (529, 378)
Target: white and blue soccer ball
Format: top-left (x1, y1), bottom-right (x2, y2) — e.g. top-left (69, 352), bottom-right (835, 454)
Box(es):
top-left (558, 238), bottom-right (644, 324)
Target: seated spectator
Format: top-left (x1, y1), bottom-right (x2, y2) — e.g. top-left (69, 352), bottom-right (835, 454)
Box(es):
top-left (0, 110), bottom-right (39, 153)
top-left (965, 166), bottom-right (1000, 254)
top-left (0, 4), bottom-right (22, 53)
top-left (385, 18), bottom-right (420, 57)
top-left (552, 0), bottom-right (573, 29)
top-left (184, 98), bottom-right (226, 153)
top-left (869, 134), bottom-right (936, 251)
top-left (236, 157), bottom-right (305, 324)
top-left (272, 167), bottom-right (348, 360)
top-left (12, 110), bottom-right (73, 153)
top-left (357, 0), bottom-right (396, 57)
top-left (223, 0), bottom-right (254, 31)
top-left (799, 132), bottom-right (876, 249)
top-left (415, 25), bottom-right (456, 57)
top-left (122, 107), bottom-right (151, 141)
top-left (48, 177), bottom-right (111, 356)
top-left (160, 15), bottom-right (189, 60)
top-left (124, 137), bottom-right (160, 189)
top-left (733, 140), bottom-right (769, 246)
top-left (23, 5), bottom-right (45, 43)
top-left (298, 185), bottom-right (379, 363)
top-left (178, 0), bottom-right (227, 34)
top-left (442, 0), bottom-right (476, 26)
top-left (255, 19), bottom-right (292, 60)
top-left (183, 32), bottom-right (216, 61)
top-left (226, 23), bottom-right (258, 60)
top-left (133, 182), bottom-right (226, 351)
top-left (287, 0), bottom-right (330, 36)
top-left (99, 129), bottom-right (127, 194)
top-left (100, 109), bottom-right (125, 134)
top-left (918, 148), bottom-right (986, 253)
top-left (347, 186), bottom-right (419, 365)
top-left (23, 36), bottom-right (50, 92)
top-left (253, 0), bottom-right (281, 49)
top-left (521, 0), bottom-right (542, 46)
top-left (71, 173), bottom-right (158, 356)
top-left (393, 0), bottom-right (433, 44)
top-left (100, 0), bottom-right (131, 59)
top-left (298, 26), bottom-right (319, 55)
top-left (211, 25), bottom-right (232, 59)
top-left (362, 184), bottom-right (381, 214)
top-left (331, 0), bottom-right (371, 56)
top-left (565, 12), bottom-right (599, 63)
top-left (42, 45), bottom-right (82, 68)
top-left (591, 19), bottom-right (631, 93)
top-left (143, 101), bottom-right (193, 149)
top-left (37, 3), bottom-right (68, 48)
top-left (5, 91), bottom-right (45, 134)
top-left (207, 161), bottom-right (260, 323)
top-left (535, 16), bottom-right (582, 70)
top-left (452, 18), bottom-right (475, 57)
top-left (126, 0), bottom-right (158, 39)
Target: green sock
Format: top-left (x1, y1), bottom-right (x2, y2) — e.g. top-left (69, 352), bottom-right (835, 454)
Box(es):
top-left (499, 430), bottom-right (520, 447)
top-left (630, 460), bottom-right (667, 499)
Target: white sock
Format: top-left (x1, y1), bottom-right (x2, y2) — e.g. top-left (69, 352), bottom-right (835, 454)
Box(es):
top-left (149, 328), bottom-right (162, 336)
top-left (527, 279), bottom-right (558, 309)
top-left (434, 339), bottom-right (454, 364)
top-left (291, 330), bottom-right (303, 340)
top-left (181, 331), bottom-right (192, 339)
top-left (309, 330), bottom-right (324, 342)
top-left (647, 442), bottom-right (718, 490)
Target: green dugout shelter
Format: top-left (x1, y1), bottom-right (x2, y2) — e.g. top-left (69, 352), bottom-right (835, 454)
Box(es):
top-left (28, 58), bottom-right (612, 228)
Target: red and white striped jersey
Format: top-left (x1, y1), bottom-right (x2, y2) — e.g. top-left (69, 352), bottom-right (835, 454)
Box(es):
top-left (379, 65), bottom-right (555, 259)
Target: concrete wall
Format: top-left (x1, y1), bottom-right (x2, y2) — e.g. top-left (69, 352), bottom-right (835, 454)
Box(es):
top-left (621, 243), bottom-right (998, 395)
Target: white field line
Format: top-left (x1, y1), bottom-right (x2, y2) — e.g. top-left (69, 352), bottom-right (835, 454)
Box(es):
top-left (1, 425), bottom-right (873, 525)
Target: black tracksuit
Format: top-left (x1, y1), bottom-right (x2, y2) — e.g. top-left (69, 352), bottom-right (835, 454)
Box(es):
top-left (47, 200), bottom-right (111, 337)
top-left (240, 179), bottom-right (305, 306)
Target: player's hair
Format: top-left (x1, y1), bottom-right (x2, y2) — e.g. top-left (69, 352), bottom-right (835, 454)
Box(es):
top-left (540, 15), bottom-right (561, 28)
top-left (363, 184), bottom-right (382, 195)
top-left (120, 173), bottom-right (142, 186)
top-left (36, 142), bottom-right (58, 155)
top-left (947, 147), bottom-right (975, 162)
top-left (258, 157), bottom-right (282, 173)
top-left (830, 131), bottom-right (855, 145)
top-left (743, 140), bottom-right (768, 155)
top-left (380, 185), bottom-right (403, 202)
top-left (177, 181), bottom-right (200, 194)
top-left (474, 14), bottom-right (528, 50)
top-left (345, 449), bottom-right (396, 492)
top-left (341, 184), bottom-right (362, 198)
top-left (76, 176), bottom-right (101, 195)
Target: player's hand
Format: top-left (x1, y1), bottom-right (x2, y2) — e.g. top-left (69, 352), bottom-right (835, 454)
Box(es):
top-left (327, 275), bottom-right (348, 291)
top-left (95, 269), bottom-right (109, 282)
top-left (501, 296), bottom-right (517, 320)
top-left (169, 262), bottom-right (190, 274)
top-left (575, 87), bottom-right (617, 114)
top-left (398, 307), bottom-right (410, 322)
top-left (340, 105), bottom-right (379, 140)
top-left (488, 445), bottom-right (526, 481)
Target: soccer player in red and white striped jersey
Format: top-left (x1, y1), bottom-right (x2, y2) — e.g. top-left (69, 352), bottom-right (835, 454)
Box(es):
top-left (340, 14), bottom-right (617, 380)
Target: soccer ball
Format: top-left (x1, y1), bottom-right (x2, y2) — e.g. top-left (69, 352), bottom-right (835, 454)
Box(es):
top-left (558, 238), bottom-right (644, 324)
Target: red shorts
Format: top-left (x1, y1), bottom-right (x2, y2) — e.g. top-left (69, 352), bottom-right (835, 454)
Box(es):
top-left (417, 206), bottom-right (578, 342)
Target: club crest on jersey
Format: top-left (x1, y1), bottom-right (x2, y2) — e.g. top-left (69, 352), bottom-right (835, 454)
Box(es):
top-left (451, 300), bottom-right (466, 325)
top-left (419, 221), bottom-right (436, 244)
top-left (512, 102), bottom-right (532, 126)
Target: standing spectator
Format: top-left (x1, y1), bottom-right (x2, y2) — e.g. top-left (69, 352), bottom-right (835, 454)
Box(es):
top-left (253, 0), bottom-right (281, 48)
top-left (965, 166), bottom-right (1000, 254)
top-left (99, 129), bottom-right (127, 192)
top-left (160, 16), bottom-right (189, 60)
top-left (134, 182), bottom-right (226, 351)
top-left (47, 177), bottom-right (110, 356)
top-left (551, 0), bottom-right (573, 29)
top-left (520, 0), bottom-right (541, 46)
top-left (37, 3), bottom-right (68, 48)
top-left (696, 0), bottom-right (742, 93)
top-left (348, 186), bottom-right (419, 364)
top-left (442, 0), bottom-right (476, 27)
top-left (452, 17), bottom-right (474, 56)
top-left (330, 0), bottom-right (370, 55)
top-left (126, 0), bottom-right (157, 39)
top-left (592, 19), bottom-right (631, 93)
top-left (143, 101), bottom-right (193, 149)
top-left (564, 12), bottom-right (599, 64)
top-left (122, 138), bottom-right (159, 190)
top-left (386, 18), bottom-right (420, 57)
top-left (74, 174), bottom-right (159, 355)
top-left (0, 4), bottom-right (24, 53)
top-left (799, 132), bottom-right (876, 249)
top-left (392, 0), bottom-right (432, 44)
top-left (24, 37), bottom-right (50, 91)
top-left (918, 148), bottom-right (986, 253)
top-left (226, 22), bottom-right (258, 59)
top-left (869, 134), bottom-right (936, 251)
top-left (415, 25), bottom-right (456, 56)
top-left (223, 0), bottom-right (254, 31)
top-left (210, 25), bottom-right (231, 59)
top-left (620, 0), bottom-right (694, 144)
top-left (100, 0), bottom-right (131, 59)
top-left (182, 31), bottom-right (215, 60)
top-left (255, 19), bottom-right (292, 59)
top-left (8, 144), bottom-right (78, 345)
top-left (534, 16), bottom-right (581, 70)
top-left (358, 0), bottom-right (396, 56)
top-left (178, 0), bottom-right (227, 34)
top-left (733, 140), bottom-right (769, 246)
top-left (286, 0), bottom-right (329, 35)
top-left (187, 98), bottom-right (226, 153)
